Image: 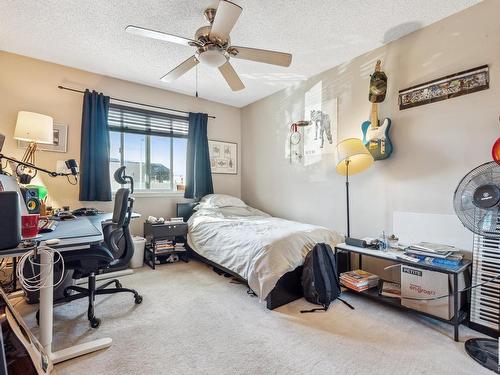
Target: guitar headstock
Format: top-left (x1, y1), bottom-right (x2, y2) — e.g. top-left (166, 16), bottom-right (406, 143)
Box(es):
top-left (375, 60), bottom-right (382, 72)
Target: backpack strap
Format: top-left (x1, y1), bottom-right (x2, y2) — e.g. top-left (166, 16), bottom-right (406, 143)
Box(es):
top-left (300, 307), bottom-right (327, 313)
top-left (337, 297), bottom-right (355, 310)
top-left (300, 298), bottom-right (355, 313)
top-left (315, 245), bottom-right (333, 305)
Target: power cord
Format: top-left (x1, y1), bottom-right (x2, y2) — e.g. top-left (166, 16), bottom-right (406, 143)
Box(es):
top-left (66, 174), bottom-right (78, 185)
top-left (16, 244), bottom-right (65, 292)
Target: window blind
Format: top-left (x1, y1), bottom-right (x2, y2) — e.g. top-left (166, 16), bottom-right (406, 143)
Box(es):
top-left (108, 104), bottom-right (189, 138)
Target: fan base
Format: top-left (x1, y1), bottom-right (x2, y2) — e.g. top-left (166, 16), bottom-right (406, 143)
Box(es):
top-left (465, 338), bottom-right (499, 373)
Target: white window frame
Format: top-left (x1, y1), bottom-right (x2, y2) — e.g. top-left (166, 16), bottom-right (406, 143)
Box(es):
top-left (108, 104), bottom-right (188, 195)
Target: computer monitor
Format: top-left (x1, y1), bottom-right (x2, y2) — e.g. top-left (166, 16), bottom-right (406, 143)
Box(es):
top-left (0, 174), bottom-right (28, 215)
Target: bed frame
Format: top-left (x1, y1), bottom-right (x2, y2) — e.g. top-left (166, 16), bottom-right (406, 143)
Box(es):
top-left (177, 202), bottom-right (304, 310)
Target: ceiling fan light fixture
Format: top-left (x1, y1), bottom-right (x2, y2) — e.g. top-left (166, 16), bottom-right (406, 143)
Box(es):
top-left (197, 46), bottom-right (227, 67)
top-left (127, 0), bottom-right (292, 92)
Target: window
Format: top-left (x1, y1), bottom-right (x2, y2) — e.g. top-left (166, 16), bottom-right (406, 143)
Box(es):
top-left (108, 104), bottom-right (188, 193)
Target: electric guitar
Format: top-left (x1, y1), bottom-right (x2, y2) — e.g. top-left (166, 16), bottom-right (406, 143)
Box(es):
top-left (361, 61), bottom-right (393, 160)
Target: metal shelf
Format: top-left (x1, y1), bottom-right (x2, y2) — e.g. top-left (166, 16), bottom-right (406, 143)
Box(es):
top-left (335, 244), bottom-right (472, 341)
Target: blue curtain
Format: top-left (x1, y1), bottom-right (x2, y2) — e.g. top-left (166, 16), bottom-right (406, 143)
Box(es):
top-left (79, 89), bottom-right (112, 201)
top-left (184, 112), bottom-right (213, 200)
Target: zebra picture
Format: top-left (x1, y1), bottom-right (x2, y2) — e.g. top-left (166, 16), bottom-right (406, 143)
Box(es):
top-left (310, 110), bottom-right (333, 148)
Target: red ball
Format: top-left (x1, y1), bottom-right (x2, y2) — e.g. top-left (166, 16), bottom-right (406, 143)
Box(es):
top-left (493, 137), bottom-right (500, 165)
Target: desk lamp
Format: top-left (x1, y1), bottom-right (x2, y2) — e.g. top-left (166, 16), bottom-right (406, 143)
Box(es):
top-left (14, 111), bottom-right (53, 165)
top-left (336, 138), bottom-right (373, 237)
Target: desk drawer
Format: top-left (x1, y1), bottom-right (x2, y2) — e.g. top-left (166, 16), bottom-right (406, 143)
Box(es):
top-left (144, 222), bottom-right (187, 239)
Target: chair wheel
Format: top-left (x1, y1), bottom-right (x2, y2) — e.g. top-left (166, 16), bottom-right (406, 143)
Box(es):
top-left (134, 295), bottom-right (143, 304)
top-left (115, 281), bottom-right (122, 289)
top-left (90, 318), bottom-right (101, 329)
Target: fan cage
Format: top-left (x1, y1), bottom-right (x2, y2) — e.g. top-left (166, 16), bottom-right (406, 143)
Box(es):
top-left (454, 161), bottom-right (500, 239)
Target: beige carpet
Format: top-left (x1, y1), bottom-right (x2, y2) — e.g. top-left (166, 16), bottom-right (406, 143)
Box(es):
top-left (14, 261), bottom-right (490, 375)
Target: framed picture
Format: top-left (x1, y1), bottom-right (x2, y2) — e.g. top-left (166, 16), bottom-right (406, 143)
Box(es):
top-left (17, 123), bottom-right (68, 153)
top-left (398, 65), bottom-right (489, 110)
top-left (288, 80), bottom-right (338, 166)
top-left (209, 140), bottom-right (238, 174)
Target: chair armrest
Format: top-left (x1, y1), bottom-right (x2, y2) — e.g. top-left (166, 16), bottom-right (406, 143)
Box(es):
top-left (101, 219), bottom-right (113, 228)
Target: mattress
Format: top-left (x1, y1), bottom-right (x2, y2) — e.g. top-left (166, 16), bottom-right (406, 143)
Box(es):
top-left (187, 206), bottom-right (343, 300)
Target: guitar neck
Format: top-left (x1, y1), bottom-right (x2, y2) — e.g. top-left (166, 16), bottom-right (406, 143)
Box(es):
top-left (370, 102), bottom-right (379, 128)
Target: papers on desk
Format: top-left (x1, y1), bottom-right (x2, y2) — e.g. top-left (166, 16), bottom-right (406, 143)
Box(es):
top-left (405, 242), bottom-right (462, 258)
top-left (404, 242), bottom-right (464, 269)
top-left (407, 242), bottom-right (460, 254)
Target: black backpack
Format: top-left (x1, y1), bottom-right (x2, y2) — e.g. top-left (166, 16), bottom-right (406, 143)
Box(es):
top-left (301, 243), bottom-right (354, 313)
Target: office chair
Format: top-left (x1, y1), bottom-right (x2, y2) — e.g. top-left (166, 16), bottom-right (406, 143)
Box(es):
top-left (39, 167), bottom-right (142, 328)
top-left (100, 166), bottom-right (136, 271)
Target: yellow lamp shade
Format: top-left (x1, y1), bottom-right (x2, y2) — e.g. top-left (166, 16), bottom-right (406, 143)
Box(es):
top-left (14, 111), bottom-right (53, 144)
top-left (336, 138), bottom-right (374, 176)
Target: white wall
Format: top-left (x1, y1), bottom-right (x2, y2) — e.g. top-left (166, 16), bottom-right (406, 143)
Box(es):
top-left (0, 52), bottom-right (241, 234)
top-left (241, 0), bottom-right (499, 254)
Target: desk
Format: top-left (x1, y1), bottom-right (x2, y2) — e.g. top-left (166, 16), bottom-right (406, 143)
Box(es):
top-left (335, 243), bottom-right (472, 342)
top-left (3, 213), bottom-right (139, 364)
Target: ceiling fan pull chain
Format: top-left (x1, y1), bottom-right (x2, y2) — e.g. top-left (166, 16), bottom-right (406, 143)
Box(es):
top-left (195, 64), bottom-right (199, 98)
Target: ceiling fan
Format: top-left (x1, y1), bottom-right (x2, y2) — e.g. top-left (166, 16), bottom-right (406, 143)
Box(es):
top-left (125, 0), bottom-right (292, 92)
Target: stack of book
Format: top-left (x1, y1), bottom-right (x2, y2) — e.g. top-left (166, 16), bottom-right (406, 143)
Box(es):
top-left (340, 270), bottom-right (379, 292)
top-left (155, 239), bottom-right (175, 254)
top-left (404, 242), bottom-right (463, 268)
top-left (174, 241), bottom-right (186, 252)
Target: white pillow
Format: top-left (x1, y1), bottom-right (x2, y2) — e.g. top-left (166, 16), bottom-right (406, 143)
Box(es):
top-left (199, 194), bottom-right (246, 208)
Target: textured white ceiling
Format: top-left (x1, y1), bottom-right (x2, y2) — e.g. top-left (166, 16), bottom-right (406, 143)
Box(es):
top-left (0, 0), bottom-right (481, 107)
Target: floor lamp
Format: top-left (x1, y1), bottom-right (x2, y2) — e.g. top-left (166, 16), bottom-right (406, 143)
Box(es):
top-left (14, 111), bottom-right (53, 165)
top-left (13, 111), bottom-right (53, 183)
top-left (336, 138), bottom-right (374, 237)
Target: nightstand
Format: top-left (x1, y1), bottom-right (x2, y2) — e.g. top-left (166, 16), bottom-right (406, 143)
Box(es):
top-left (144, 221), bottom-right (188, 269)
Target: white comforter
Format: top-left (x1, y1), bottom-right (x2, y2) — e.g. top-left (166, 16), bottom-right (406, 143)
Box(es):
top-left (187, 206), bottom-right (343, 300)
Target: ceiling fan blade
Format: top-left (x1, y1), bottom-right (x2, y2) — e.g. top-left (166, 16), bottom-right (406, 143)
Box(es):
top-left (161, 56), bottom-right (199, 82)
top-left (126, 25), bottom-right (198, 47)
top-left (230, 46), bottom-right (292, 67)
top-left (218, 61), bottom-right (245, 91)
top-left (209, 1), bottom-right (243, 44)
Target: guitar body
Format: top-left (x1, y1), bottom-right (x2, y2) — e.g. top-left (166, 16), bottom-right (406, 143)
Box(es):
top-left (361, 60), bottom-right (393, 161)
top-left (361, 118), bottom-right (393, 160)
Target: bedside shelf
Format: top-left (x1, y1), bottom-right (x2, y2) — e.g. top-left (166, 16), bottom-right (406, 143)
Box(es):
top-left (144, 222), bottom-right (188, 269)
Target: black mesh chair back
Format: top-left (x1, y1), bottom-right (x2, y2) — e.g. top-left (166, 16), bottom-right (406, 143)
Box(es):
top-left (112, 188), bottom-right (130, 226)
top-left (105, 187), bottom-right (135, 269)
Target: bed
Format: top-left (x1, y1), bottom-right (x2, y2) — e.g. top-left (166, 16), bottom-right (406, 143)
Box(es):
top-left (179, 195), bottom-right (344, 309)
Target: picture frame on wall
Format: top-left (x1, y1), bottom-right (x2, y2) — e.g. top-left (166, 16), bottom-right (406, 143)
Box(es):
top-left (398, 65), bottom-right (489, 110)
top-left (208, 140), bottom-right (238, 174)
top-left (17, 123), bottom-right (68, 153)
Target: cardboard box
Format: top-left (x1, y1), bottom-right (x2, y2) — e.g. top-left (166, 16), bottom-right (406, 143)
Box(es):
top-left (401, 266), bottom-right (465, 320)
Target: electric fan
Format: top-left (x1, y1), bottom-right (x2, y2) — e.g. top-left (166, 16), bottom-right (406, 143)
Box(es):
top-left (453, 161), bottom-right (500, 373)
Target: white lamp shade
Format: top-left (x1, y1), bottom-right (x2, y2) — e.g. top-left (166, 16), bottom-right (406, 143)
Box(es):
top-left (336, 138), bottom-right (374, 176)
top-left (197, 48), bottom-right (228, 67)
top-left (14, 111), bottom-right (53, 144)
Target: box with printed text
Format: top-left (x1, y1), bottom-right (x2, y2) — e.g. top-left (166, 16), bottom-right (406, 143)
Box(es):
top-left (400, 266), bottom-right (465, 320)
